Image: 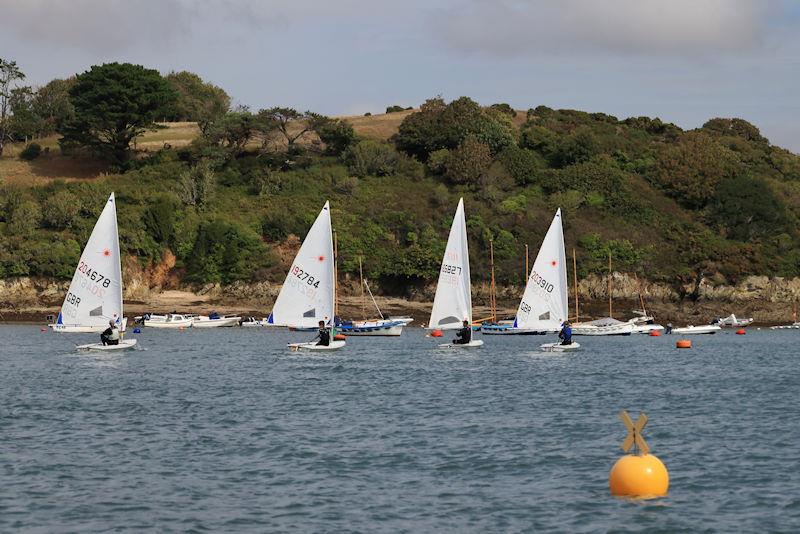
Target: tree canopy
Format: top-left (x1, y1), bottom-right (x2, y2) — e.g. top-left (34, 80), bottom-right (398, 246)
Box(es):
top-left (58, 63), bottom-right (177, 166)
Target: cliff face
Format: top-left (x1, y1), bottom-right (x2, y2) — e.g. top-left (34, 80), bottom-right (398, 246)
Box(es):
top-left (3, 273), bottom-right (800, 324)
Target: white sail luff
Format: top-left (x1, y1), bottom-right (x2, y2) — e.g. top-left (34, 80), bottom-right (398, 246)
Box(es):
top-left (429, 198), bottom-right (472, 329)
top-left (515, 208), bottom-right (568, 331)
top-left (268, 201), bottom-right (335, 328)
top-left (56, 192), bottom-right (124, 330)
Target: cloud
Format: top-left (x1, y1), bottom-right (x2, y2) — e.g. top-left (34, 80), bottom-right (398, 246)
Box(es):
top-left (0, 0), bottom-right (193, 53)
top-left (438, 0), bottom-right (774, 57)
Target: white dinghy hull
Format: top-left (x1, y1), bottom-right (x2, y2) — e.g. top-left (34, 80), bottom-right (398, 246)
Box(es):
top-left (76, 339), bottom-right (138, 352)
top-left (438, 340), bottom-right (484, 349)
top-left (540, 341), bottom-right (581, 352)
top-left (288, 340), bottom-right (346, 352)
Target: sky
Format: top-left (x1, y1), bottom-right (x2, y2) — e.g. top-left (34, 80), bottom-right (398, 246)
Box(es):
top-left (1, 0), bottom-right (798, 152)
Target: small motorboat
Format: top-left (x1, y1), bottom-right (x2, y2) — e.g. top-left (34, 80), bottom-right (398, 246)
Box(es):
top-left (192, 313), bottom-right (242, 328)
top-left (139, 313), bottom-right (194, 329)
top-left (670, 325), bottom-right (721, 335)
top-left (711, 314), bottom-right (753, 328)
top-left (239, 317), bottom-right (264, 327)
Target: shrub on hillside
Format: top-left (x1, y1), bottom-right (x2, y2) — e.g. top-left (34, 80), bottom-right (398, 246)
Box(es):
top-left (178, 161), bottom-right (215, 208)
top-left (444, 136), bottom-right (492, 186)
top-left (343, 139), bottom-right (402, 177)
top-left (8, 200), bottom-right (42, 234)
top-left (498, 145), bottom-right (546, 185)
top-left (20, 143), bottom-right (42, 160)
top-left (42, 190), bottom-right (80, 229)
top-left (186, 220), bottom-right (268, 284)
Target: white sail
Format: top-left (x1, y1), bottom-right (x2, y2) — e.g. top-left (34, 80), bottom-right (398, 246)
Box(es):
top-left (429, 198), bottom-right (472, 330)
top-left (267, 201), bottom-right (335, 328)
top-left (514, 208), bottom-right (568, 332)
top-left (55, 193), bottom-right (124, 331)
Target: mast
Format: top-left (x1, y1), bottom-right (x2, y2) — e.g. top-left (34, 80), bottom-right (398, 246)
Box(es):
top-left (359, 255), bottom-right (366, 320)
top-left (573, 248), bottom-right (579, 321)
top-left (608, 251), bottom-right (613, 318)
top-left (333, 229), bottom-right (339, 318)
top-left (524, 243), bottom-right (529, 281)
top-left (489, 239), bottom-right (496, 322)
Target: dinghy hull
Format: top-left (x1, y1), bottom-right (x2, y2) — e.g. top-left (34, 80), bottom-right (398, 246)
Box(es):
top-left (288, 340), bottom-right (346, 352)
top-left (76, 339), bottom-right (138, 352)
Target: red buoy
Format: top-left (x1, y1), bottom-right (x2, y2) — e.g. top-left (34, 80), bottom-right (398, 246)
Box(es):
top-left (736, 329), bottom-right (746, 335)
top-left (431, 329), bottom-right (443, 338)
top-left (649, 330), bottom-right (661, 337)
top-left (334, 333), bottom-right (346, 341)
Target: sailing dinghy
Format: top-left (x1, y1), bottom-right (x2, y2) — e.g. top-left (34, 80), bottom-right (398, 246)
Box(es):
top-left (51, 193), bottom-right (136, 351)
top-left (267, 201), bottom-right (345, 351)
top-left (429, 198), bottom-right (483, 348)
top-left (518, 209), bottom-right (580, 352)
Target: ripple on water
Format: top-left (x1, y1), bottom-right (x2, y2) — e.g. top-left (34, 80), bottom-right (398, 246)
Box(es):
top-left (0, 326), bottom-right (799, 531)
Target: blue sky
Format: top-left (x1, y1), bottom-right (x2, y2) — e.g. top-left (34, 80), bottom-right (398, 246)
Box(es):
top-left (1, 0), bottom-right (798, 152)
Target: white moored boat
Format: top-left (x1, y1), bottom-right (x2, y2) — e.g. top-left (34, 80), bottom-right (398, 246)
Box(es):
top-left (268, 201), bottom-right (344, 352)
top-left (191, 314), bottom-right (242, 328)
top-left (711, 313), bottom-right (753, 328)
top-left (240, 317), bottom-right (265, 327)
top-left (140, 313), bottom-right (194, 329)
top-left (49, 193), bottom-right (137, 351)
top-left (430, 198), bottom-right (483, 349)
top-left (669, 324), bottom-right (721, 335)
top-left (336, 319), bottom-right (405, 336)
top-left (571, 317), bottom-right (635, 336)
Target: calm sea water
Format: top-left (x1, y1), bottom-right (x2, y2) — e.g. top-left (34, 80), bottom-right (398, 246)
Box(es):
top-left (1, 325), bottom-right (798, 532)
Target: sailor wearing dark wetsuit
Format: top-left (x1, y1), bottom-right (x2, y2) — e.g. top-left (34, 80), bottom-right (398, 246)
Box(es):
top-left (101, 320), bottom-right (120, 346)
top-left (558, 321), bottom-right (572, 346)
top-left (453, 319), bottom-right (472, 344)
top-left (314, 320), bottom-right (331, 346)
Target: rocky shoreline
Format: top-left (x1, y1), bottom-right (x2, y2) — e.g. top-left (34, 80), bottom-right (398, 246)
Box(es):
top-left (2, 274), bottom-right (799, 326)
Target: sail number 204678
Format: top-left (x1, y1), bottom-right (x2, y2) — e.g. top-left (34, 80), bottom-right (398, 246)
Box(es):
top-left (78, 261), bottom-right (111, 288)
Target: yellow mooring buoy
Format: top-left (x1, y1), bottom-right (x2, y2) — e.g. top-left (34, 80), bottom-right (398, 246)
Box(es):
top-left (609, 410), bottom-right (669, 499)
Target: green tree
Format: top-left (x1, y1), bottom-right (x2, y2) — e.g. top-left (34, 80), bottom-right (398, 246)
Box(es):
top-left (32, 78), bottom-right (75, 136)
top-left (186, 220), bottom-right (268, 283)
top-left (143, 196), bottom-right (178, 246)
top-left (164, 71), bottom-right (230, 132)
top-left (256, 107), bottom-right (328, 153)
top-left (202, 109), bottom-right (258, 157)
top-left (0, 58), bottom-right (26, 156)
top-left (59, 63), bottom-right (177, 166)
top-left (652, 132), bottom-right (739, 209)
top-left (444, 136), bottom-right (492, 186)
top-left (394, 96), bottom-right (513, 160)
top-left (315, 118), bottom-right (357, 156)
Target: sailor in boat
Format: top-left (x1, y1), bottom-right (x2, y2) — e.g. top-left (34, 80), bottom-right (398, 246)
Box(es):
top-left (311, 320), bottom-right (331, 347)
top-left (100, 320), bottom-right (120, 346)
top-left (453, 319), bottom-right (472, 345)
top-left (558, 321), bottom-right (573, 346)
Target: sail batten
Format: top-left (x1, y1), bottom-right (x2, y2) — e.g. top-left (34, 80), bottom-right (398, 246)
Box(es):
top-left (269, 201), bottom-right (336, 328)
top-left (429, 198), bottom-right (472, 330)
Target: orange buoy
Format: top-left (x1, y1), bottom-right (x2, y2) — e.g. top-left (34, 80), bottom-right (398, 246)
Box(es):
top-left (676, 339), bottom-right (692, 349)
top-left (736, 329), bottom-right (746, 335)
top-left (649, 330), bottom-right (661, 337)
top-left (334, 333), bottom-right (346, 341)
top-left (610, 453), bottom-right (670, 498)
top-left (431, 329), bottom-right (443, 338)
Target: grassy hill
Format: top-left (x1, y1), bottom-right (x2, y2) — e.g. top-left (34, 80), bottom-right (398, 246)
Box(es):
top-left (2, 102), bottom-right (799, 300)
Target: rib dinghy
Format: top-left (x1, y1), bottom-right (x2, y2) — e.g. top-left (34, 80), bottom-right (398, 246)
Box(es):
top-left (268, 201), bottom-right (345, 351)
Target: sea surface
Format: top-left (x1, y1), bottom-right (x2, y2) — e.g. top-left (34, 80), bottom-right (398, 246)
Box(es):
top-left (1, 325), bottom-right (798, 533)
